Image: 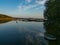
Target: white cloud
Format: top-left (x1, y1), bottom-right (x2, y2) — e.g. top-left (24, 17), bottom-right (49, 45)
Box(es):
top-left (36, 0), bottom-right (47, 5)
top-left (15, 0), bottom-right (46, 18)
top-left (18, 0), bottom-right (47, 11)
top-left (26, 0), bottom-right (32, 3)
top-left (18, 4), bottom-right (39, 11)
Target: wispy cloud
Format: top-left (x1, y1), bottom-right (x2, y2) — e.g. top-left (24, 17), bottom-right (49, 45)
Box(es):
top-left (36, 0), bottom-right (47, 5)
top-left (18, 0), bottom-right (47, 11)
top-left (26, 0), bottom-right (32, 3)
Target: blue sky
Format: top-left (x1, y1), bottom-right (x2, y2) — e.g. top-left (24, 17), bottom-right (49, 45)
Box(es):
top-left (0, 0), bottom-right (47, 18)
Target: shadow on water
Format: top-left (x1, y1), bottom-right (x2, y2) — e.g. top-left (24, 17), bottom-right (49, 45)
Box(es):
top-left (44, 20), bottom-right (57, 45)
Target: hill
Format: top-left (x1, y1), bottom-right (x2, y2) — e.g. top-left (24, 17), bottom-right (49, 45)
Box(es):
top-left (0, 14), bottom-right (12, 18)
top-left (0, 14), bottom-right (14, 21)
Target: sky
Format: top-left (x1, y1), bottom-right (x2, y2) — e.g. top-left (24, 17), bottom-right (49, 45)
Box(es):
top-left (0, 0), bottom-right (47, 18)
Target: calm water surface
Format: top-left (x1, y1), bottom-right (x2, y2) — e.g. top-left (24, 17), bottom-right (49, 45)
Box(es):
top-left (0, 21), bottom-right (48, 45)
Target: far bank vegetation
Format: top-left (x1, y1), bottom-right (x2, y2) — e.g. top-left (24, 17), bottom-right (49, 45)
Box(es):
top-left (0, 14), bottom-right (14, 21)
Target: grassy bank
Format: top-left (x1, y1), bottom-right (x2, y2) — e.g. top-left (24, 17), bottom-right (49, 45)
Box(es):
top-left (0, 18), bottom-right (14, 21)
top-left (0, 18), bottom-right (14, 24)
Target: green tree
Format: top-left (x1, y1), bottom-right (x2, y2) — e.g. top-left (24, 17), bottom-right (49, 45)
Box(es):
top-left (44, 0), bottom-right (60, 45)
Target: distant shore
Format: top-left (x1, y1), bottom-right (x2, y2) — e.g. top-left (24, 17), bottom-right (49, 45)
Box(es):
top-left (0, 14), bottom-right (14, 21)
top-left (0, 14), bottom-right (46, 22)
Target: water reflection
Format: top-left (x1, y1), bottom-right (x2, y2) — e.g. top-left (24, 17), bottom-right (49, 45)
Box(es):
top-left (0, 21), bottom-right (48, 45)
top-left (44, 20), bottom-right (57, 45)
top-left (0, 20), bottom-right (12, 24)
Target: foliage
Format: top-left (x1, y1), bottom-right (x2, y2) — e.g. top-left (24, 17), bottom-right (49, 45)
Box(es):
top-left (44, 0), bottom-right (60, 45)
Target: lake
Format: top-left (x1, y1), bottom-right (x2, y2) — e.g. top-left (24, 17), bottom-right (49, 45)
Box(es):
top-left (0, 21), bottom-right (48, 45)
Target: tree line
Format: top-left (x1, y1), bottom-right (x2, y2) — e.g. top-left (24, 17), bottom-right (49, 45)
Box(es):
top-left (44, 0), bottom-right (60, 45)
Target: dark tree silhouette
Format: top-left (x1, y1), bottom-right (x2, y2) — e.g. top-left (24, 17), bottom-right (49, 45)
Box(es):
top-left (44, 0), bottom-right (60, 45)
